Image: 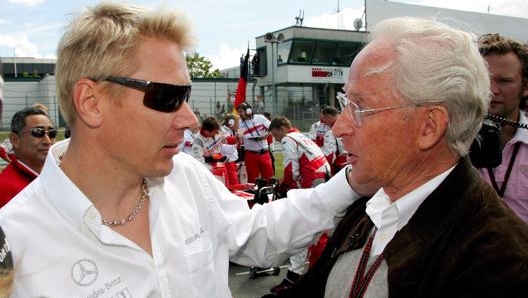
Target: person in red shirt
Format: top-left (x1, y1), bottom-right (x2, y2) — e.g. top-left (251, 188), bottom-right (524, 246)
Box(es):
top-left (0, 106), bottom-right (56, 207)
top-left (0, 103), bottom-right (50, 162)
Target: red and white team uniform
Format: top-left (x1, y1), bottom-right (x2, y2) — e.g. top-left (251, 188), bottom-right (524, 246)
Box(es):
top-left (179, 128), bottom-right (196, 155)
top-left (308, 120), bottom-right (330, 147)
top-left (322, 129), bottom-right (348, 174)
top-left (239, 114), bottom-right (274, 183)
top-left (220, 125), bottom-right (240, 186)
top-left (191, 132), bottom-right (224, 168)
top-left (281, 128), bottom-right (330, 189)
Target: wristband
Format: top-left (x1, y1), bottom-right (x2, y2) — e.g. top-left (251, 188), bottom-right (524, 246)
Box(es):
top-left (345, 165), bottom-right (352, 186)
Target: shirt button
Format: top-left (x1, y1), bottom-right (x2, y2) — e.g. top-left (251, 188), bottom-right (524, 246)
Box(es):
top-left (87, 210), bottom-right (97, 221)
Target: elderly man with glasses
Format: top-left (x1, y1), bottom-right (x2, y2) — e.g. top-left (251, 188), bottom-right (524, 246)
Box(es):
top-left (0, 106), bottom-right (56, 207)
top-left (266, 17), bottom-right (528, 298)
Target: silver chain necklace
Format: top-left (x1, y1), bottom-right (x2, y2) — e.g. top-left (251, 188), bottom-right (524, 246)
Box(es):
top-left (58, 153), bottom-right (150, 226)
top-left (101, 179), bottom-right (150, 226)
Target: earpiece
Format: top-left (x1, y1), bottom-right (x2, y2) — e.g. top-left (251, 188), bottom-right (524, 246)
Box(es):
top-left (237, 102), bottom-right (253, 117)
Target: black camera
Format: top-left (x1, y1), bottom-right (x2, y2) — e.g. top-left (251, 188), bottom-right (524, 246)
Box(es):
top-left (469, 119), bottom-right (503, 168)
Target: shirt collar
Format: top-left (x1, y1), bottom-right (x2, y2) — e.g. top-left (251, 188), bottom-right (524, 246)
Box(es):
top-left (512, 111), bottom-right (528, 145)
top-left (43, 139), bottom-right (164, 231)
top-left (366, 165), bottom-right (456, 230)
top-left (41, 139), bottom-right (99, 228)
top-left (13, 157), bottom-right (39, 176)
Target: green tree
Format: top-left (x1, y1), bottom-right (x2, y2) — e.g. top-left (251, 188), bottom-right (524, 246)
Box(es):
top-left (186, 52), bottom-right (223, 78)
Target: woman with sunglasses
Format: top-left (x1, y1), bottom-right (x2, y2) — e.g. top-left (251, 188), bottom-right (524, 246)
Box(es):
top-left (0, 106), bottom-right (56, 207)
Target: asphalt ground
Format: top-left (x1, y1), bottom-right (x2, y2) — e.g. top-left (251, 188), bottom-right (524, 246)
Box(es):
top-left (229, 262), bottom-right (290, 298)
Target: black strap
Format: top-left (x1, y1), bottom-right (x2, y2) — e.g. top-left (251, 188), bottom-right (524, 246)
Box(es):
top-left (335, 134), bottom-right (340, 156)
top-left (348, 228), bottom-right (384, 298)
top-left (243, 119), bottom-right (265, 150)
top-left (486, 142), bottom-right (521, 197)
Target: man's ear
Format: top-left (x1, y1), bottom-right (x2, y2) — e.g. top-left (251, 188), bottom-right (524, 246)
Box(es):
top-left (9, 132), bottom-right (20, 150)
top-left (73, 78), bottom-right (103, 128)
top-left (417, 105), bottom-right (449, 150)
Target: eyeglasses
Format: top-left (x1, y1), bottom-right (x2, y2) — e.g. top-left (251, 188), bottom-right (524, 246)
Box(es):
top-left (103, 76), bottom-right (191, 113)
top-left (21, 127), bottom-right (58, 139)
top-left (336, 92), bottom-right (428, 127)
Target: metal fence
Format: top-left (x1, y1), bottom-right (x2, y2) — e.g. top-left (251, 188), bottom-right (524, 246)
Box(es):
top-left (1, 79), bottom-right (327, 132)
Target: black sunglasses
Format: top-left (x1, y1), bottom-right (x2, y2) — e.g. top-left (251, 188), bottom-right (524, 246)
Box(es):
top-left (23, 127), bottom-right (58, 139)
top-left (103, 76), bottom-right (191, 113)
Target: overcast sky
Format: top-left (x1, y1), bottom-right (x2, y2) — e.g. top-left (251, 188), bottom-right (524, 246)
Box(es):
top-left (1, 0), bottom-right (528, 70)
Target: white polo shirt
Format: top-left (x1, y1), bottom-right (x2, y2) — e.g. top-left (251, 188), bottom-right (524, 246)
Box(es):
top-left (0, 140), bottom-right (357, 298)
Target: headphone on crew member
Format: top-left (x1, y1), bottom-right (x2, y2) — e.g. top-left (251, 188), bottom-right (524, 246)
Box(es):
top-left (224, 114), bottom-right (236, 128)
top-left (237, 102), bottom-right (253, 117)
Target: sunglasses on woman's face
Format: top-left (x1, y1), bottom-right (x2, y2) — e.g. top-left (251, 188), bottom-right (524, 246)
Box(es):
top-left (21, 127), bottom-right (58, 139)
top-left (103, 76), bottom-right (191, 113)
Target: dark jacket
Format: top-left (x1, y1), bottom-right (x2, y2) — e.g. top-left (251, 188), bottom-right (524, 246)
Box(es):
top-left (277, 158), bottom-right (528, 298)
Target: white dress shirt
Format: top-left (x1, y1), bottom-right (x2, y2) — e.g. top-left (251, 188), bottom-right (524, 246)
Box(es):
top-left (366, 166), bottom-right (455, 256)
top-left (0, 139), bottom-right (358, 298)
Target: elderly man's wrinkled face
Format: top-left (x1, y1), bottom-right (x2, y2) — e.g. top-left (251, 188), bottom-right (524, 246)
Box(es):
top-left (332, 40), bottom-right (422, 190)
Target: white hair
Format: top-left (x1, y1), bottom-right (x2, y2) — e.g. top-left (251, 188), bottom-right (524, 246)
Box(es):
top-left (369, 17), bottom-right (491, 156)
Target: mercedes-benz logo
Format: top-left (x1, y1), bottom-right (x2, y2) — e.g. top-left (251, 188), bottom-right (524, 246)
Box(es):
top-left (71, 259), bottom-right (98, 286)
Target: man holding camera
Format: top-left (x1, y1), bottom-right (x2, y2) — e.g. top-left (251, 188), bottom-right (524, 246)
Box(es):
top-left (477, 34), bottom-right (528, 222)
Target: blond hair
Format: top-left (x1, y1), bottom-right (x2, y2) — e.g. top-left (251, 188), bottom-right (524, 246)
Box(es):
top-left (369, 17), bottom-right (490, 156)
top-left (56, 2), bottom-right (196, 126)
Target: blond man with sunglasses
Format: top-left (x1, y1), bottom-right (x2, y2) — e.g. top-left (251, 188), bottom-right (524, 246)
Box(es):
top-left (0, 106), bottom-right (56, 207)
top-left (0, 2), bottom-right (375, 297)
